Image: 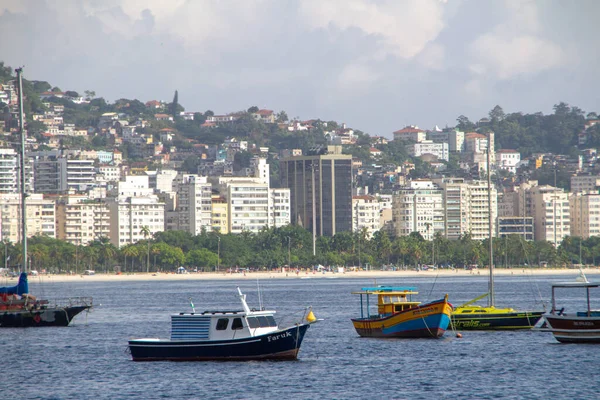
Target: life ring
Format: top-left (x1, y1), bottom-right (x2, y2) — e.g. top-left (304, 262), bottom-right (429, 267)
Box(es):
top-left (33, 313), bottom-right (41, 324)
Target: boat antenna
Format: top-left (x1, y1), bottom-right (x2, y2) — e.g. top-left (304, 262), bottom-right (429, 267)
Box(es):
top-left (487, 131), bottom-right (494, 307)
top-left (16, 67), bottom-right (27, 274)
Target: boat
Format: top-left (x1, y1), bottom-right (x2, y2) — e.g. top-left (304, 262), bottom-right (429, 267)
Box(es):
top-left (452, 293), bottom-right (543, 330)
top-left (0, 272), bottom-right (92, 327)
top-left (541, 277), bottom-right (600, 343)
top-left (128, 287), bottom-right (319, 361)
top-left (0, 67), bottom-right (93, 328)
top-left (350, 286), bottom-right (452, 338)
top-left (451, 135), bottom-right (543, 330)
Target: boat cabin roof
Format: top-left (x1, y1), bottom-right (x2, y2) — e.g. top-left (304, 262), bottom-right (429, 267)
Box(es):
top-left (352, 286), bottom-right (418, 295)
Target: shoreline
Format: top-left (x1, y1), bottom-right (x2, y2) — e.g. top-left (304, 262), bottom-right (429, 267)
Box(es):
top-left (10, 267), bottom-right (600, 283)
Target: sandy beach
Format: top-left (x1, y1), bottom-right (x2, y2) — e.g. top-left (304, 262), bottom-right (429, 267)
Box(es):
top-left (14, 267), bottom-right (600, 283)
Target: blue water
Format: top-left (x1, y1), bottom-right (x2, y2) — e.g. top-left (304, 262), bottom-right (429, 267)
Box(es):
top-left (2, 274), bottom-right (599, 399)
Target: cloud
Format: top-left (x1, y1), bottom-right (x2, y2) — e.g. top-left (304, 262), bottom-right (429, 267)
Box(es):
top-left (299, 0), bottom-right (446, 60)
top-left (465, 0), bottom-right (565, 96)
top-left (470, 34), bottom-right (563, 80)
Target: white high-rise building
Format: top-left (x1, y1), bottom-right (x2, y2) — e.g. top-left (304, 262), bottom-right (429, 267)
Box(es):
top-left (0, 149), bottom-right (20, 193)
top-left (392, 180), bottom-right (444, 240)
top-left (107, 195), bottom-right (165, 247)
top-left (353, 195), bottom-right (381, 239)
top-left (435, 178), bottom-right (497, 240)
top-left (176, 175), bottom-right (213, 235)
top-left (270, 188), bottom-right (291, 228)
top-left (530, 185), bottom-right (570, 246)
top-left (224, 179), bottom-right (270, 234)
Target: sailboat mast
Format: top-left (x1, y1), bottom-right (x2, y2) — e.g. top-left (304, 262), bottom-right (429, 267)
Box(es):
top-left (487, 132), bottom-right (494, 307)
top-left (16, 67), bottom-right (27, 273)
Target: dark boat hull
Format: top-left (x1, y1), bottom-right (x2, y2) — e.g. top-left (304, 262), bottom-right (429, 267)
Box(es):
top-left (0, 306), bottom-right (91, 327)
top-left (129, 323), bottom-right (311, 361)
top-left (543, 314), bottom-right (600, 343)
top-left (452, 311), bottom-right (543, 330)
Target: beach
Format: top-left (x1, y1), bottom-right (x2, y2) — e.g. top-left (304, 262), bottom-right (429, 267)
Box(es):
top-left (16, 267), bottom-right (600, 283)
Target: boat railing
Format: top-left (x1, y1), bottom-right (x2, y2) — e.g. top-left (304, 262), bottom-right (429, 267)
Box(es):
top-left (48, 297), bottom-right (94, 308)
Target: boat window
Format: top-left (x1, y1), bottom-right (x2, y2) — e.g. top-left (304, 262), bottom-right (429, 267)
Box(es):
top-left (246, 317), bottom-right (260, 328)
top-left (394, 305), bottom-right (404, 312)
top-left (231, 317), bottom-right (243, 330)
top-left (265, 316), bottom-right (277, 327)
top-left (216, 318), bottom-right (229, 330)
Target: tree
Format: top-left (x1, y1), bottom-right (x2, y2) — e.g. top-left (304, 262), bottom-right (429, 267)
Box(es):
top-left (276, 110), bottom-right (288, 123)
top-left (84, 90), bottom-right (96, 100)
top-left (186, 248), bottom-right (218, 271)
top-left (456, 115), bottom-right (476, 132)
top-left (170, 90), bottom-right (180, 118)
top-left (489, 105), bottom-right (505, 122)
top-left (141, 226), bottom-right (151, 273)
top-left (247, 106), bottom-right (259, 113)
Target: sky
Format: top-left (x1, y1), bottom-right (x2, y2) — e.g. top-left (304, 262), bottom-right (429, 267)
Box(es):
top-left (1, 0), bottom-right (598, 138)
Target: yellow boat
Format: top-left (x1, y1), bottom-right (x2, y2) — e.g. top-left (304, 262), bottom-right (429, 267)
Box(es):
top-left (452, 293), bottom-right (543, 330)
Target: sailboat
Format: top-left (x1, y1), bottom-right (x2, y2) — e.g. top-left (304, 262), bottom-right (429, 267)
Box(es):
top-left (0, 67), bottom-right (92, 328)
top-left (451, 133), bottom-right (543, 330)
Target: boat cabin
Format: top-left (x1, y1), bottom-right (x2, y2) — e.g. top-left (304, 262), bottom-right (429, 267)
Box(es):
top-left (352, 286), bottom-right (421, 319)
top-left (169, 289), bottom-right (281, 341)
top-left (170, 309), bottom-right (279, 341)
top-left (550, 281), bottom-right (600, 317)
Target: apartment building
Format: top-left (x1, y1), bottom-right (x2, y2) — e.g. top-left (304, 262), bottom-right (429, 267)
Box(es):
top-left (569, 192), bottom-right (600, 239)
top-left (497, 216), bottom-right (534, 241)
top-left (176, 175), bottom-right (212, 235)
top-left (435, 178), bottom-right (497, 240)
top-left (571, 175), bottom-right (600, 193)
top-left (352, 195), bottom-right (381, 239)
top-left (211, 195), bottom-right (228, 234)
top-left (219, 179), bottom-right (269, 234)
top-left (0, 148), bottom-right (33, 193)
top-left (107, 195), bottom-right (165, 247)
top-left (32, 154), bottom-right (96, 194)
top-left (280, 145), bottom-right (353, 236)
top-left (496, 149), bottom-right (521, 174)
top-left (392, 180), bottom-right (444, 240)
top-left (0, 193), bottom-right (56, 242)
top-left (407, 140), bottom-right (449, 161)
top-left (393, 126), bottom-right (426, 142)
top-left (270, 188), bottom-right (291, 228)
top-left (55, 195), bottom-right (110, 245)
top-left (529, 185), bottom-right (570, 245)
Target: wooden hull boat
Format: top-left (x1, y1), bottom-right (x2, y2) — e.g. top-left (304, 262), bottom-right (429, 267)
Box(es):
top-left (351, 286), bottom-right (452, 339)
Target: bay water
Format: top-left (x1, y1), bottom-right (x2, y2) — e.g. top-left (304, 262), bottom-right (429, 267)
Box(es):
top-left (1, 274), bottom-right (599, 399)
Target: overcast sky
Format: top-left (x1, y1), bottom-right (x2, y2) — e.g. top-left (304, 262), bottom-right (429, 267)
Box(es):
top-left (1, 0), bottom-right (598, 137)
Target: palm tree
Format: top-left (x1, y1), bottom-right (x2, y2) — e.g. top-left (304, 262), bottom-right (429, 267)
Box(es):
top-left (121, 245), bottom-right (139, 272)
top-left (141, 226), bottom-right (151, 273)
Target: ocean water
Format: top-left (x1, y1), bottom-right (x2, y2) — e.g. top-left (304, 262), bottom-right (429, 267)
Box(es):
top-left (2, 274), bottom-right (599, 400)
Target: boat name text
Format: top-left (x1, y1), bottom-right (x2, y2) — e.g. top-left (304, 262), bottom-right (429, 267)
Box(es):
top-left (268, 331), bottom-right (292, 342)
